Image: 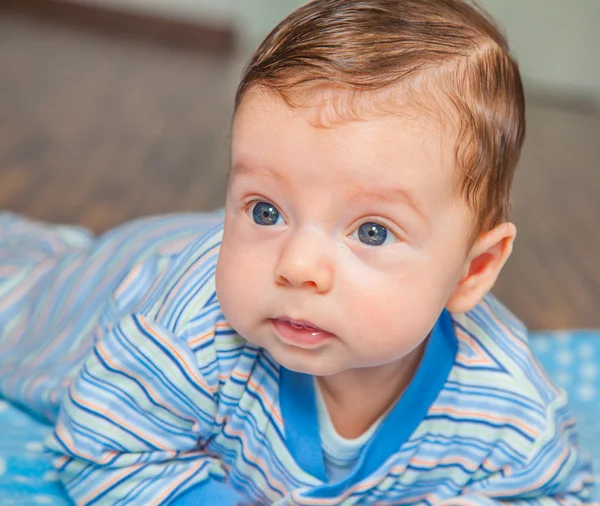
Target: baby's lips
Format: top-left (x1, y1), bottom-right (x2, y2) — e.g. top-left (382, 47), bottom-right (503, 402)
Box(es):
top-left (277, 316), bottom-right (327, 333)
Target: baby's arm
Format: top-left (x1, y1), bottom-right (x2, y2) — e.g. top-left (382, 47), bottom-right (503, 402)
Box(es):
top-left (45, 312), bottom-right (244, 506)
top-left (440, 394), bottom-right (595, 505)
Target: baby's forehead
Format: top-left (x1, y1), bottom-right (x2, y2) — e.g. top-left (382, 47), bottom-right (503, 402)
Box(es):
top-left (234, 87), bottom-right (460, 189)
top-left (235, 85), bottom-right (459, 176)
top-left (237, 83), bottom-right (457, 134)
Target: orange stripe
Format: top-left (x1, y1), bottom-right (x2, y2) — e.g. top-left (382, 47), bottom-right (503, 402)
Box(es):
top-left (481, 446), bottom-right (571, 498)
top-left (56, 455), bottom-right (69, 467)
top-left (0, 262), bottom-right (47, 310)
top-left (79, 463), bottom-right (144, 504)
top-left (455, 330), bottom-right (494, 366)
top-left (428, 406), bottom-right (539, 438)
top-left (410, 455), bottom-right (478, 472)
top-left (96, 342), bottom-right (201, 427)
top-left (484, 300), bottom-right (529, 353)
top-left (217, 370), bottom-right (250, 383)
top-left (188, 322), bottom-right (231, 347)
top-left (189, 330), bottom-right (214, 347)
top-left (224, 425), bottom-right (288, 495)
top-left (231, 370), bottom-right (250, 381)
top-left (53, 417), bottom-right (117, 466)
top-left (154, 460), bottom-right (205, 505)
top-left (113, 263), bottom-right (143, 299)
top-left (156, 245), bottom-right (219, 321)
top-left (71, 386), bottom-right (167, 451)
top-left (137, 317), bottom-right (215, 394)
top-left (246, 380), bottom-right (282, 424)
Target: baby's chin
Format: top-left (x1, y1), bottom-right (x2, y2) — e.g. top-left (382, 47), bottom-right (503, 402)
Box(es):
top-left (232, 322), bottom-right (353, 376)
top-left (266, 346), bottom-right (348, 377)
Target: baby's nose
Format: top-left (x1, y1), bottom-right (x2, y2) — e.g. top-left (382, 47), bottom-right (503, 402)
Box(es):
top-left (273, 233), bottom-right (334, 293)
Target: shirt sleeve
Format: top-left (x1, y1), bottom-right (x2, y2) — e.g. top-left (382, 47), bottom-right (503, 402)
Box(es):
top-left (440, 394), bottom-right (595, 505)
top-left (44, 312), bottom-right (244, 506)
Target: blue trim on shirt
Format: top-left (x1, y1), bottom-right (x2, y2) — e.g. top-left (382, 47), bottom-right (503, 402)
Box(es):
top-left (279, 309), bottom-right (458, 496)
top-left (279, 366), bottom-right (328, 482)
top-left (168, 478), bottom-right (244, 506)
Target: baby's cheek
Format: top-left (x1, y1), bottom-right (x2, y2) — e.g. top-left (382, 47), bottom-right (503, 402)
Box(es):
top-left (218, 253), bottom-right (267, 335)
top-left (346, 281), bottom-right (430, 358)
top-left (347, 288), bottom-right (399, 344)
top-left (217, 256), bottom-right (247, 316)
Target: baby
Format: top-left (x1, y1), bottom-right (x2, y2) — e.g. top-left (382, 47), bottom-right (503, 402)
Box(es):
top-left (18, 0), bottom-right (593, 503)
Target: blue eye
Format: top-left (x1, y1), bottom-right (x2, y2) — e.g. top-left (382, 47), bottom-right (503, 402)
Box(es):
top-left (353, 222), bottom-right (394, 246)
top-left (252, 201), bottom-right (284, 226)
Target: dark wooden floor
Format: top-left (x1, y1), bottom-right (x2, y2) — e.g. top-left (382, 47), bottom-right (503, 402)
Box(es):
top-left (1, 10), bottom-right (599, 330)
top-left (0, 9), bottom-right (235, 229)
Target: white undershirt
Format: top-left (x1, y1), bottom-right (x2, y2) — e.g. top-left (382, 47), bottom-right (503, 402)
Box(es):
top-left (314, 380), bottom-right (386, 482)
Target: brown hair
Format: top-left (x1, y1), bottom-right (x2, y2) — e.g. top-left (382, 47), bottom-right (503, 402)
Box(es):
top-left (235, 0), bottom-right (525, 238)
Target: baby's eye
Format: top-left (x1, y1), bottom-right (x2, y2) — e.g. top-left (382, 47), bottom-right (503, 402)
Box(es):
top-left (351, 222), bottom-right (397, 247)
top-left (251, 201), bottom-right (285, 226)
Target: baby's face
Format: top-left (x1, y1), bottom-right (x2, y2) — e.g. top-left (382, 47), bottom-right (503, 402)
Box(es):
top-left (216, 89), bottom-right (474, 376)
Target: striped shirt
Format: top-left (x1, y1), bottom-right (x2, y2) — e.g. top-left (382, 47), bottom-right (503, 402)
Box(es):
top-left (0, 213), bottom-right (594, 504)
top-left (41, 223), bottom-right (594, 505)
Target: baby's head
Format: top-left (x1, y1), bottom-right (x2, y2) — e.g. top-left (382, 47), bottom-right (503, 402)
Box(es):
top-left (216, 0), bottom-right (525, 376)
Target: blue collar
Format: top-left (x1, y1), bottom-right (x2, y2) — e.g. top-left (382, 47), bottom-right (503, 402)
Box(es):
top-left (279, 309), bottom-right (458, 494)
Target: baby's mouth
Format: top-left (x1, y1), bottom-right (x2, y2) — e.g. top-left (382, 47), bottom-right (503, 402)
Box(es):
top-left (270, 317), bottom-right (334, 347)
top-left (279, 317), bottom-right (327, 333)
top-left (289, 320), bottom-right (319, 331)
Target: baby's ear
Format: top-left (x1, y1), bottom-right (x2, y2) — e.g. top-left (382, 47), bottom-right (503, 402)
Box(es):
top-left (445, 222), bottom-right (517, 313)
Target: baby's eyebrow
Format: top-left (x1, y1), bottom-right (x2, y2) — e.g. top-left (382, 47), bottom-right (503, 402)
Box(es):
top-left (231, 161), bottom-right (428, 224)
top-left (347, 184), bottom-right (427, 222)
top-left (229, 162), bottom-right (291, 188)
top-left (229, 162), bottom-right (255, 178)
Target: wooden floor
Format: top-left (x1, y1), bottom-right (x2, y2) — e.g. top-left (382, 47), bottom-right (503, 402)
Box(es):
top-left (1, 11), bottom-right (599, 330)
top-left (0, 10), bottom-right (236, 229)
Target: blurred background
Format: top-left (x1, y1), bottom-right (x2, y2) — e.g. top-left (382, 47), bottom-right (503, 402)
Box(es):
top-left (0, 0), bottom-right (598, 329)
